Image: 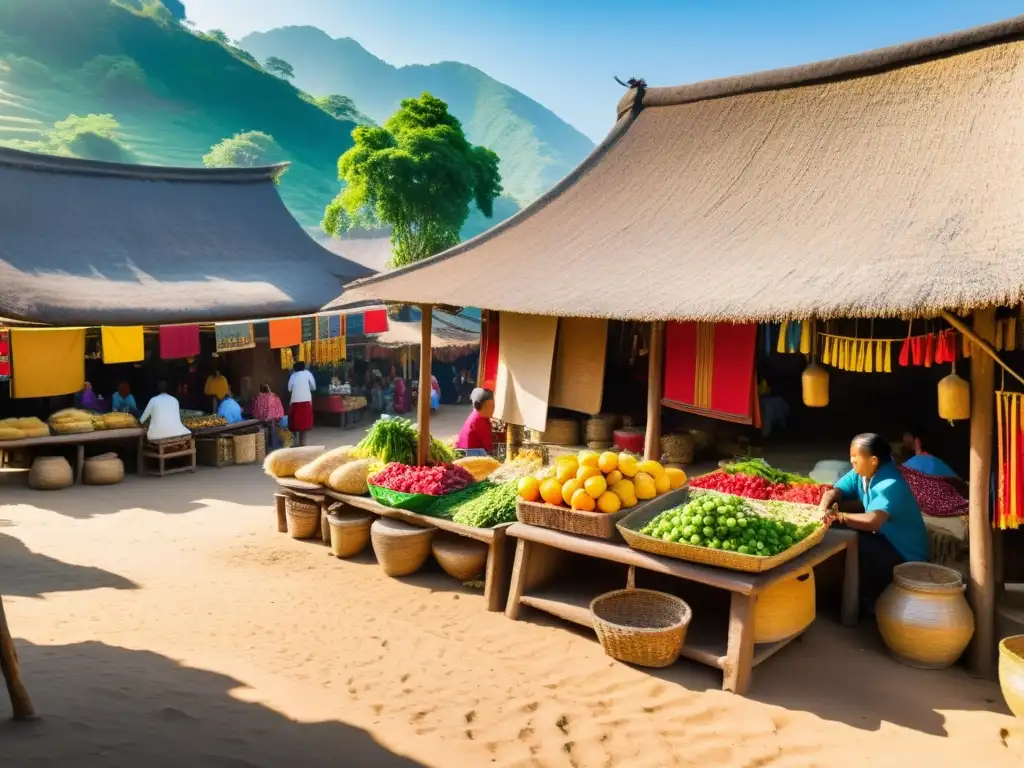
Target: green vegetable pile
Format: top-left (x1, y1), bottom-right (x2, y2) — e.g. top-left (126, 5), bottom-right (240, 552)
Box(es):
top-left (425, 480), bottom-right (518, 528)
top-left (356, 415), bottom-right (457, 465)
top-left (720, 457), bottom-right (814, 486)
top-left (640, 493), bottom-right (820, 556)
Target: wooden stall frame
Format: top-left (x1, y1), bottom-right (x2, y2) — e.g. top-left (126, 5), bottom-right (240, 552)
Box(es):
top-left (645, 320), bottom-right (666, 461)
top-left (0, 427), bottom-right (145, 484)
top-left (417, 304), bottom-right (434, 466)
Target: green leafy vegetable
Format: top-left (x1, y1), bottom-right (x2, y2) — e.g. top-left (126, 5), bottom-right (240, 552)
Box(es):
top-left (720, 457), bottom-right (814, 486)
top-left (452, 481), bottom-right (518, 528)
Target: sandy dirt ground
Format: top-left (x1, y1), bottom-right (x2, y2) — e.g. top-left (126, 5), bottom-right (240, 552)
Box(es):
top-left (1, 406), bottom-right (1022, 767)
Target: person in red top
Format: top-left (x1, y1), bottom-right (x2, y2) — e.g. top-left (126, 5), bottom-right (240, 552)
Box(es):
top-left (455, 388), bottom-right (495, 455)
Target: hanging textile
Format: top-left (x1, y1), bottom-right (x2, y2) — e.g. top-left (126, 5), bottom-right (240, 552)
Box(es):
top-left (820, 334), bottom-right (894, 373)
top-left (301, 316), bottom-right (316, 343)
top-left (774, 321), bottom-right (810, 354)
top-left (996, 390), bottom-right (1024, 530)
top-left (481, 312), bottom-right (500, 388)
top-left (10, 328), bottom-right (86, 398)
top-left (329, 314), bottom-right (343, 338)
top-left (158, 324), bottom-right (200, 360)
top-left (895, 329), bottom-right (957, 368)
top-left (0, 329), bottom-right (10, 382)
top-left (898, 466), bottom-right (968, 518)
top-left (100, 326), bottom-right (144, 364)
top-left (347, 312), bottom-right (364, 337)
top-left (280, 347), bottom-right (294, 370)
top-left (268, 318), bottom-right (302, 349)
top-left (363, 309), bottom-right (389, 335)
top-left (214, 322), bottom-right (255, 353)
top-left (663, 321), bottom-right (759, 425)
top-left (493, 312), bottom-right (558, 431)
top-left (550, 317), bottom-right (608, 415)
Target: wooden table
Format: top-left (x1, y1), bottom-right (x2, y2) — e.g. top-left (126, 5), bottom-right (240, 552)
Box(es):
top-left (191, 419), bottom-right (262, 437)
top-left (0, 428), bottom-right (146, 484)
top-left (505, 524), bottom-right (859, 694)
top-left (275, 478), bottom-right (514, 612)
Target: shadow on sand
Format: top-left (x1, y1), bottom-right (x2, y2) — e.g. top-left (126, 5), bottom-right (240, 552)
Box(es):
top-left (1, 639), bottom-right (425, 767)
top-left (0, 533), bottom-right (137, 598)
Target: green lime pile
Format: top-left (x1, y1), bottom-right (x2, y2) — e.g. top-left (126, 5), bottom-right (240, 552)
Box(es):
top-left (639, 494), bottom-right (820, 556)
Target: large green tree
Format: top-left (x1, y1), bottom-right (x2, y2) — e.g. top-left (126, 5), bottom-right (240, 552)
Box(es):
top-left (322, 92), bottom-right (502, 267)
top-left (49, 113), bottom-right (133, 163)
top-left (202, 131), bottom-right (286, 180)
top-left (264, 56), bottom-right (295, 80)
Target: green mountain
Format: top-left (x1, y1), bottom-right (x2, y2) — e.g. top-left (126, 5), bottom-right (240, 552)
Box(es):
top-left (240, 26), bottom-right (595, 207)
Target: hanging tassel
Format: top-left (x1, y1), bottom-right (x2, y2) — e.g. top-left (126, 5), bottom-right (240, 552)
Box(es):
top-left (1011, 394), bottom-right (1019, 529)
top-left (799, 321), bottom-right (811, 355)
top-left (777, 321), bottom-right (788, 354)
top-left (924, 333), bottom-right (935, 367)
top-left (875, 340), bottom-right (884, 372)
top-left (997, 392), bottom-right (1006, 529)
top-left (822, 335), bottom-right (831, 365)
top-left (911, 335), bottom-right (923, 366)
top-left (856, 340), bottom-right (865, 372)
top-left (865, 341), bottom-right (874, 373)
top-left (838, 338), bottom-right (847, 370)
top-left (883, 340), bottom-right (892, 372)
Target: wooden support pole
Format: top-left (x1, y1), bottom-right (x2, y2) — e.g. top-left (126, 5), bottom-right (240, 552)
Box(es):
top-left (0, 594), bottom-right (35, 720)
top-left (644, 321), bottom-right (666, 461)
top-left (477, 311), bottom-right (488, 388)
top-left (417, 305), bottom-right (434, 466)
top-left (968, 306), bottom-right (997, 676)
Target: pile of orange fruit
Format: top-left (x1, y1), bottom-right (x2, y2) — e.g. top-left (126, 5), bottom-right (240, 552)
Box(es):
top-left (516, 450), bottom-right (686, 514)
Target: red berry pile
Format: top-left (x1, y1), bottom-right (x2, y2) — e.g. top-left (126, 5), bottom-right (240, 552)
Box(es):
top-left (369, 463), bottom-right (474, 496)
top-left (689, 471), bottom-right (830, 505)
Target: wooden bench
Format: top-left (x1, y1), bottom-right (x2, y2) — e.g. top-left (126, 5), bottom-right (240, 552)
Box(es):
top-left (504, 523), bottom-right (859, 695)
top-left (143, 435), bottom-right (196, 477)
top-left (0, 427), bottom-right (146, 484)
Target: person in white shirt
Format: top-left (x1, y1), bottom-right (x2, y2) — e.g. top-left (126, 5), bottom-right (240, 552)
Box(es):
top-left (287, 361), bottom-right (317, 446)
top-left (139, 381), bottom-right (190, 442)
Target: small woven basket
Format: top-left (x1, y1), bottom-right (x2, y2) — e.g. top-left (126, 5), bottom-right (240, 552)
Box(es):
top-left (370, 517), bottom-right (435, 576)
top-left (590, 588), bottom-right (691, 668)
top-left (584, 414), bottom-right (617, 444)
top-left (660, 433), bottom-right (695, 465)
top-left (516, 498), bottom-right (631, 540)
top-left (285, 496), bottom-right (320, 539)
top-left (28, 456), bottom-right (74, 490)
top-left (431, 534), bottom-right (488, 581)
top-left (327, 510), bottom-right (374, 558)
top-left (753, 568), bottom-right (816, 643)
top-left (84, 455), bottom-right (125, 486)
top-left (233, 432), bottom-right (257, 465)
top-left (527, 418), bottom-right (580, 446)
top-left (254, 429), bottom-right (266, 462)
top-left (999, 634), bottom-right (1024, 718)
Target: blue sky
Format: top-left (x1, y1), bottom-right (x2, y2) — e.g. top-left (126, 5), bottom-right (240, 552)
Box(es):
top-left (185, 0), bottom-right (1024, 141)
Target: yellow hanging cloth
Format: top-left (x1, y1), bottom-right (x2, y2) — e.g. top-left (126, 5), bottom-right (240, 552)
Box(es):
top-left (865, 341), bottom-right (874, 373)
top-left (100, 326), bottom-right (144, 364)
top-left (875, 340), bottom-right (884, 372)
top-left (799, 322), bottom-right (811, 355)
top-left (822, 336), bottom-right (831, 365)
top-left (777, 321), bottom-right (789, 354)
top-left (1011, 394), bottom-right (1019, 528)
top-left (838, 339), bottom-right (847, 370)
top-left (11, 328), bottom-right (86, 398)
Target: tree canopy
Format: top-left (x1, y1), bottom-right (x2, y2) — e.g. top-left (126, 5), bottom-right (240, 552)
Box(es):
top-left (48, 113), bottom-right (133, 163)
top-left (202, 131), bottom-right (286, 181)
top-left (206, 29), bottom-right (229, 45)
top-left (322, 92), bottom-right (502, 268)
top-left (313, 94), bottom-right (359, 121)
top-left (264, 56), bottom-right (294, 80)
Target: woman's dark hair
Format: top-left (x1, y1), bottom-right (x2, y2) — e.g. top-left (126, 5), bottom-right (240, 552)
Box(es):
top-left (852, 433), bottom-right (892, 463)
top-left (293, 361), bottom-right (306, 372)
top-left (259, 383), bottom-right (271, 394)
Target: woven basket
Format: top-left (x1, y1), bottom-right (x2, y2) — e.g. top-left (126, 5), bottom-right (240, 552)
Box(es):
top-left (516, 498), bottom-right (633, 540)
top-left (84, 455), bottom-right (124, 486)
top-left (754, 568), bottom-right (816, 643)
top-left (586, 441), bottom-right (614, 451)
top-left (197, 436), bottom-right (233, 467)
top-left (526, 418), bottom-right (580, 446)
top-left (232, 432), bottom-right (257, 465)
top-left (28, 456), bottom-right (74, 490)
top-left (999, 634), bottom-right (1024, 717)
top-left (273, 492), bottom-right (288, 533)
top-left (370, 517), bottom-right (435, 576)
top-left (431, 534), bottom-right (488, 580)
top-left (584, 414), bottom-right (617, 444)
top-left (285, 496), bottom-right (320, 539)
top-left (590, 589), bottom-right (691, 668)
top-left (327, 510), bottom-right (374, 558)
top-left (660, 433), bottom-right (695, 465)
top-left (254, 429), bottom-right (266, 462)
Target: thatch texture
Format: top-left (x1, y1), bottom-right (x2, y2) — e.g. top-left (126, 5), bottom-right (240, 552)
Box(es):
top-left (335, 17), bottom-right (1024, 322)
top-left (0, 148), bottom-right (372, 326)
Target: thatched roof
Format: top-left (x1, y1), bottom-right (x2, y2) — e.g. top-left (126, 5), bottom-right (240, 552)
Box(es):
top-left (0, 148), bottom-right (372, 326)
top-left (333, 16), bottom-right (1024, 322)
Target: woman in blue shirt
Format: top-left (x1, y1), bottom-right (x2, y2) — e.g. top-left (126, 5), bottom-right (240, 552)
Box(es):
top-left (819, 433), bottom-right (929, 615)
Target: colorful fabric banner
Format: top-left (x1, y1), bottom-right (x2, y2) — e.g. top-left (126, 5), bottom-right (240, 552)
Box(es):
top-left (301, 316), bottom-right (316, 343)
top-left (100, 326), bottom-right (144, 364)
top-left (215, 322), bottom-right (255, 353)
top-left (159, 324), bottom-right (200, 360)
top-left (329, 315), bottom-right (343, 338)
top-left (316, 315), bottom-right (331, 340)
top-left (268, 318), bottom-right (302, 349)
top-left (0, 330), bottom-right (10, 382)
top-left (11, 328), bottom-right (86, 399)
top-left (347, 312), bottom-right (364, 337)
top-left (363, 309), bottom-right (389, 335)
top-left (663, 321), bottom-right (759, 425)
top-left (481, 312), bottom-right (499, 389)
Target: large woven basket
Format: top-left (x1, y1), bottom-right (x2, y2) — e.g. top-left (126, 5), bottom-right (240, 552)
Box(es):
top-left (754, 568), bottom-right (816, 643)
top-left (516, 498), bottom-right (633, 540)
top-left (84, 455), bottom-right (124, 486)
top-left (28, 456), bottom-right (73, 490)
top-left (661, 433), bottom-right (695, 465)
top-left (232, 432), bottom-right (257, 465)
top-left (526, 418), bottom-right (580, 446)
top-left (590, 588), bottom-right (691, 668)
top-left (999, 634), bottom-right (1024, 717)
top-left (254, 429), bottom-right (266, 462)
top-left (431, 534), bottom-right (488, 581)
top-left (327, 510), bottom-right (374, 558)
top-left (584, 414), bottom-right (617, 444)
top-left (285, 496), bottom-right (320, 539)
top-left (370, 517), bottom-right (435, 576)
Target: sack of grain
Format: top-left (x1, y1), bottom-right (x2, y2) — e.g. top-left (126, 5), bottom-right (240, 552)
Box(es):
top-left (262, 446), bottom-right (326, 479)
top-left (326, 458), bottom-right (374, 495)
top-left (294, 445), bottom-right (358, 485)
top-left (14, 417), bottom-right (46, 430)
top-left (0, 427), bottom-right (23, 440)
top-left (49, 408), bottom-right (92, 424)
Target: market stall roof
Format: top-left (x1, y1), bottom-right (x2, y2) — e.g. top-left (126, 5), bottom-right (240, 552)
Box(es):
top-left (333, 16), bottom-right (1024, 322)
top-left (0, 148), bottom-right (372, 326)
top-left (371, 310), bottom-right (480, 349)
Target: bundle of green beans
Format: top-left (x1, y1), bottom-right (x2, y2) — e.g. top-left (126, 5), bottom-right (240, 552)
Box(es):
top-left (452, 481), bottom-right (518, 528)
top-left (424, 483), bottom-right (489, 520)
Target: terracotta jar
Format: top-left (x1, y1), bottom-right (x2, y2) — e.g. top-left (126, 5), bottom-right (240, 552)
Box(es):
top-left (999, 635), bottom-right (1024, 717)
top-left (876, 562), bottom-right (975, 669)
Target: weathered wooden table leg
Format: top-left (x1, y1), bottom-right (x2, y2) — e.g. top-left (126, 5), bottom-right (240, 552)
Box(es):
top-left (320, 501), bottom-right (331, 545)
top-left (841, 534), bottom-right (860, 626)
top-left (136, 435), bottom-right (145, 476)
top-left (722, 591), bottom-right (756, 695)
top-left (74, 443), bottom-right (85, 484)
top-left (0, 595), bottom-right (35, 720)
top-left (484, 527), bottom-right (513, 612)
top-left (505, 538), bottom-right (532, 620)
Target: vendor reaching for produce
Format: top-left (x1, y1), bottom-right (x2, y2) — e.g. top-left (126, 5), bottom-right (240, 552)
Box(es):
top-left (455, 388), bottom-right (494, 456)
top-left (140, 381), bottom-right (190, 442)
top-left (819, 433), bottom-right (929, 614)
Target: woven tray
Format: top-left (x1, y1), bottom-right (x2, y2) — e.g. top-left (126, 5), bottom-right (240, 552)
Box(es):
top-left (368, 483), bottom-right (441, 513)
top-left (516, 487), bottom-right (687, 541)
top-left (616, 489), bottom-right (827, 573)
